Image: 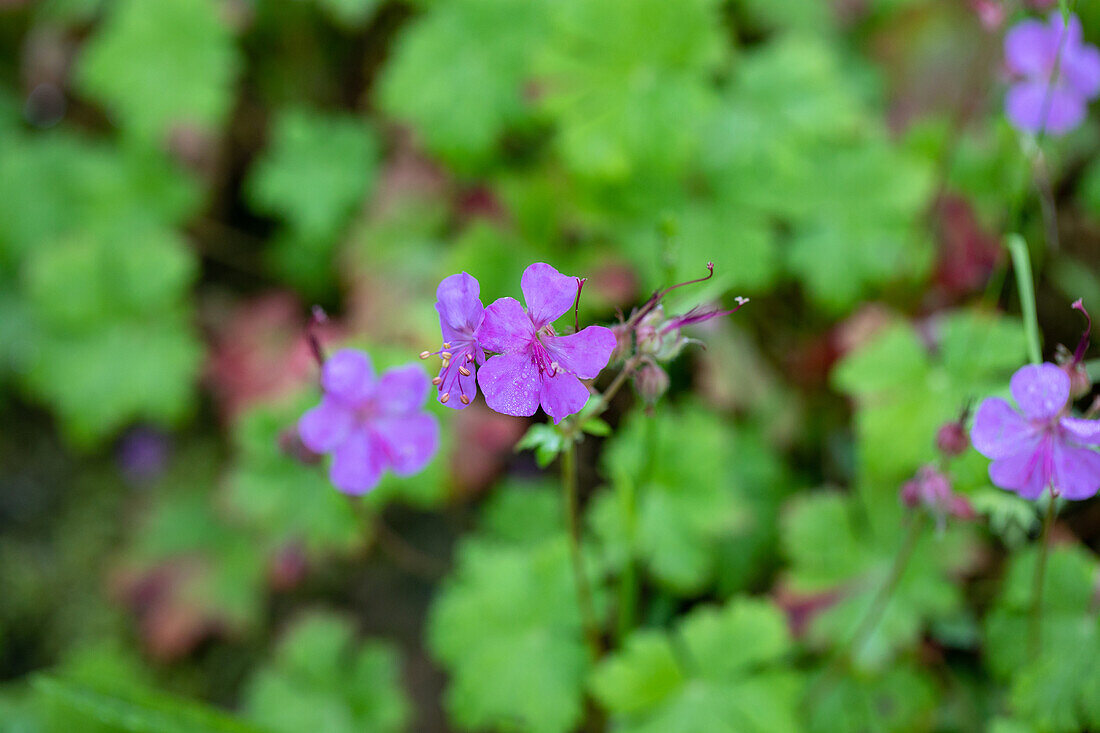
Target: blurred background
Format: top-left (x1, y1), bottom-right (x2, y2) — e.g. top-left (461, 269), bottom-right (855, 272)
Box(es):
top-left (2, 0), bottom-right (1100, 731)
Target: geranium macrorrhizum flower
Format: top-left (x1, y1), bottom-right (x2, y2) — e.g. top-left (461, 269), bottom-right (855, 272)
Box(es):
top-left (476, 263), bottom-right (617, 423)
top-left (1004, 12), bottom-right (1100, 135)
top-left (971, 363), bottom-right (1100, 500)
top-left (428, 272), bottom-right (486, 409)
top-left (299, 349), bottom-right (438, 494)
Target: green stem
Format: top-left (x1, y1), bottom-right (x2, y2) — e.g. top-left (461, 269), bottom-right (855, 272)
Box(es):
top-left (1008, 234), bottom-right (1042, 365)
top-left (562, 440), bottom-right (602, 660)
top-left (562, 356), bottom-right (642, 441)
top-left (848, 512), bottom-right (926, 663)
top-left (1029, 496), bottom-right (1057, 661)
top-left (615, 472), bottom-right (638, 644)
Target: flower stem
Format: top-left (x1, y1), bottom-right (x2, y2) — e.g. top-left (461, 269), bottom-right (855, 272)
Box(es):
top-left (807, 511), bottom-right (926, 709)
top-left (1008, 234), bottom-right (1042, 365)
top-left (848, 512), bottom-right (927, 662)
top-left (1029, 495), bottom-right (1057, 661)
top-left (562, 439), bottom-right (602, 660)
top-left (615, 472), bottom-right (639, 644)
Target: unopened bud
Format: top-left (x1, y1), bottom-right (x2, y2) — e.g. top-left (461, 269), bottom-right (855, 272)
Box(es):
top-left (1065, 362), bottom-right (1092, 400)
top-left (610, 322), bottom-right (633, 363)
top-left (935, 421), bottom-right (970, 457)
top-left (634, 362), bottom-right (670, 405)
top-left (900, 465), bottom-right (973, 526)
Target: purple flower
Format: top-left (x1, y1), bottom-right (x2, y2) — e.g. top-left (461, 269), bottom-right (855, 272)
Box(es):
top-left (971, 363), bottom-right (1100, 500)
top-left (476, 263), bottom-right (617, 423)
top-left (426, 272), bottom-right (486, 409)
top-left (1004, 12), bottom-right (1100, 135)
top-left (298, 349), bottom-right (439, 494)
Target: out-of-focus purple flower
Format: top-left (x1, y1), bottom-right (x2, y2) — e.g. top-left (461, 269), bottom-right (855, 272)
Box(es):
top-left (423, 273), bottom-right (485, 409)
top-left (116, 427), bottom-right (171, 485)
top-left (476, 263), bottom-right (617, 423)
top-left (971, 363), bottom-right (1100, 500)
top-left (900, 465), bottom-right (975, 530)
top-left (1004, 12), bottom-right (1100, 135)
top-left (299, 349), bottom-right (439, 495)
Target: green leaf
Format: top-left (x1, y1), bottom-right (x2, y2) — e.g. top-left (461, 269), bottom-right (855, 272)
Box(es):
top-left (247, 108), bottom-right (379, 241)
top-left (33, 677), bottom-right (265, 733)
top-left (983, 547), bottom-right (1100, 733)
top-left (781, 491), bottom-right (975, 670)
top-left (591, 598), bottom-right (802, 732)
top-left (75, 0), bottom-right (241, 140)
top-left (593, 405), bottom-right (777, 595)
top-left (515, 423), bottom-right (567, 468)
top-left (703, 36), bottom-right (933, 311)
top-left (378, 0), bottom-right (550, 169)
top-left (21, 315), bottom-right (202, 448)
top-left (428, 486), bottom-right (594, 733)
top-left (243, 613), bottom-right (409, 733)
top-left (478, 480), bottom-right (564, 547)
top-left (806, 663), bottom-right (938, 733)
top-left (831, 309), bottom-right (1025, 511)
top-left (539, 0), bottom-right (726, 181)
top-left (24, 222), bottom-right (197, 331)
top-left (0, 131), bottom-right (199, 263)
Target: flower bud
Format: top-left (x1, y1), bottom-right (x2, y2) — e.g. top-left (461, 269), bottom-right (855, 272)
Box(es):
top-left (634, 361), bottom-right (670, 406)
top-left (900, 465), bottom-right (974, 527)
top-left (935, 421), bottom-right (970, 457)
top-left (610, 321), bottom-right (633, 364)
top-left (635, 306), bottom-right (685, 361)
top-left (1064, 361), bottom-right (1092, 400)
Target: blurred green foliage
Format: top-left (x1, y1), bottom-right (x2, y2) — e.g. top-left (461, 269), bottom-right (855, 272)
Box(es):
top-left (2, 0), bottom-right (1100, 731)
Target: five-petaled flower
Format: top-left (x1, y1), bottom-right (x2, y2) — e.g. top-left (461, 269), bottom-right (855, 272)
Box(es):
top-left (971, 363), bottom-right (1100, 500)
top-left (1004, 12), bottom-right (1100, 135)
top-left (299, 349), bottom-right (439, 494)
top-left (476, 263), bottom-right (617, 423)
top-left (425, 272), bottom-right (485, 409)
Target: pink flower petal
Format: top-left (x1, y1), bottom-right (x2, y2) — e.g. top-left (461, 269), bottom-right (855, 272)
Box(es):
top-left (1005, 18), bottom-right (1057, 76)
top-left (521, 262), bottom-right (578, 329)
top-left (1060, 416), bottom-right (1100, 446)
top-left (322, 349), bottom-right (375, 405)
top-left (1005, 80), bottom-right (1087, 135)
top-left (1010, 363), bottom-right (1070, 420)
top-left (477, 352), bottom-right (542, 417)
top-left (1052, 441), bottom-right (1100, 500)
top-left (989, 435), bottom-right (1052, 500)
top-left (1063, 43), bottom-right (1100, 98)
top-left (544, 325), bottom-right (617, 380)
top-left (374, 414), bottom-right (439, 476)
top-left (479, 297), bottom-right (535, 354)
top-left (436, 272), bottom-right (484, 334)
top-left (298, 397), bottom-right (355, 453)
top-left (330, 429), bottom-right (386, 495)
top-left (971, 397), bottom-right (1036, 459)
top-left (540, 373), bottom-right (591, 423)
top-left (374, 364), bottom-right (430, 415)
